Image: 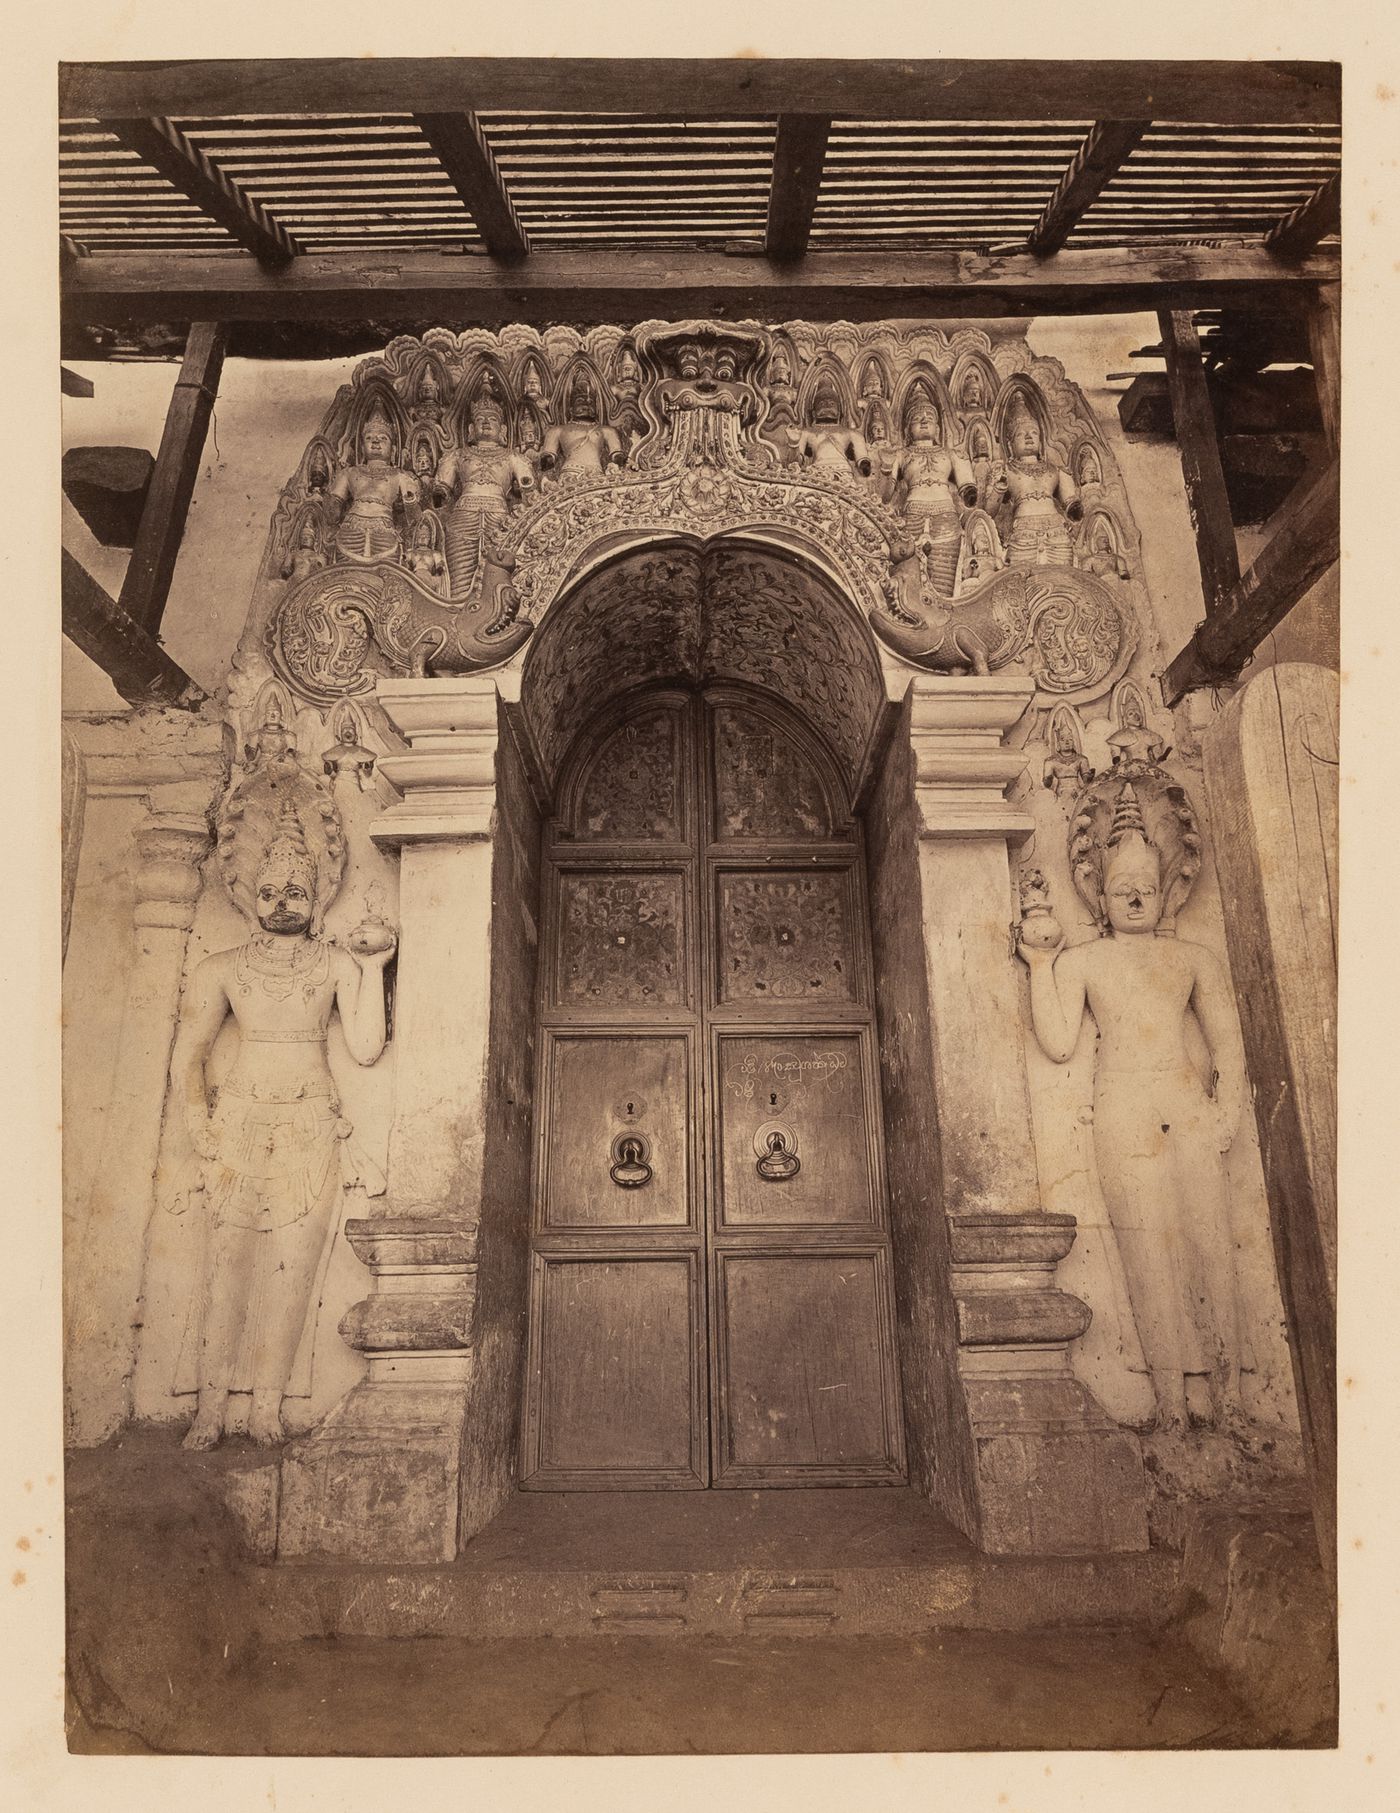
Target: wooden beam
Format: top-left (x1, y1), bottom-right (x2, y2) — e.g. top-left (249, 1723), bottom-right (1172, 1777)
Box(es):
top-left (1264, 173), bottom-right (1341, 259)
top-left (1307, 284), bottom-right (1340, 456)
top-left (61, 243), bottom-right (1340, 331)
top-left (1025, 120), bottom-right (1151, 256)
top-left (101, 117), bottom-right (298, 264)
top-left (61, 366), bottom-right (95, 398)
top-left (118, 322), bottom-right (227, 636)
top-left (1162, 456), bottom-right (1339, 701)
top-left (1200, 667), bottom-right (1338, 1584)
top-left (1158, 308), bottom-right (1241, 612)
top-left (60, 58), bottom-right (1342, 125)
top-left (413, 113), bottom-right (530, 263)
top-left (62, 549), bottom-right (206, 707)
top-left (765, 115), bottom-right (832, 262)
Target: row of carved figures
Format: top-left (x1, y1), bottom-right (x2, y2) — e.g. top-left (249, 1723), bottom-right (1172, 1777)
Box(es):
top-left (281, 372), bottom-right (1117, 604)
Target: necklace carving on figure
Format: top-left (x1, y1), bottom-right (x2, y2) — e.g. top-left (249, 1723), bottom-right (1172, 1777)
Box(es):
top-left (236, 937), bottom-right (331, 1001)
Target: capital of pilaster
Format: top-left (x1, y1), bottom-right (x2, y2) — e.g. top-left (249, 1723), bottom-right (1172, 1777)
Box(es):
top-left (132, 811), bottom-right (213, 930)
top-left (907, 676), bottom-right (1036, 841)
top-left (371, 677), bottom-right (501, 846)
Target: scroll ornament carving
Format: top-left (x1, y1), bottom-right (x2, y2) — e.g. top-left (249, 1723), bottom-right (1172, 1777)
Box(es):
top-left (262, 322), bottom-right (1141, 709)
top-left (168, 691), bottom-right (397, 1451)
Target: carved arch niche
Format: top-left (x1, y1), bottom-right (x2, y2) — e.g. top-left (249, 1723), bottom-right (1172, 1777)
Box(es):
top-left (342, 378), bottom-right (412, 466)
top-left (992, 374), bottom-right (1059, 462)
top-left (892, 363), bottom-right (956, 445)
top-left (948, 350), bottom-right (1001, 426)
top-left (796, 354), bottom-right (859, 428)
top-left (517, 538), bottom-right (887, 799)
top-left (551, 352), bottom-right (615, 428)
top-left (451, 357), bottom-right (516, 447)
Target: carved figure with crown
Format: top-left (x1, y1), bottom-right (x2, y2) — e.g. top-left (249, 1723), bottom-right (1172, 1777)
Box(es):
top-left (991, 392), bottom-right (1083, 568)
top-left (540, 371), bottom-right (624, 485)
top-left (434, 384), bottom-right (536, 601)
top-left (325, 407), bottom-right (420, 565)
top-left (885, 389), bottom-right (978, 597)
top-left (1016, 774), bottom-right (1246, 1432)
top-left (796, 373), bottom-right (873, 486)
top-left (169, 729), bottom-right (396, 1451)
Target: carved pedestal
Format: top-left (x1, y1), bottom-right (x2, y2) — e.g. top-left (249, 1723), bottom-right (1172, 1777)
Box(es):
top-left (64, 713), bottom-right (228, 1448)
top-left (279, 1220), bottom-right (478, 1563)
top-left (278, 678), bottom-right (529, 1563)
top-left (905, 677), bottom-right (1147, 1554)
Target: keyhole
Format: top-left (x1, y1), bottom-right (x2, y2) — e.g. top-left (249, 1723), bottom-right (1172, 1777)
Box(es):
top-left (770, 1092), bottom-right (778, 1107)
top-left (626, 1102), bottom-right (634, 1116)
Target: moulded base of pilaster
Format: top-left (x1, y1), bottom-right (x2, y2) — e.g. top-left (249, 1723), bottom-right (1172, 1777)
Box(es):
top-left (961, 1374), bottom-right (1150, 1556)
top-left (277, 1378), bottom-right (467, 1564)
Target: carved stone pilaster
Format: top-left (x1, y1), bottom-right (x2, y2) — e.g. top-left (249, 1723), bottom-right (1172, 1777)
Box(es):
top-left (898, 678), bottom-right (1148, 1553)
top-left (63, 712), bottom-right (229, 1448)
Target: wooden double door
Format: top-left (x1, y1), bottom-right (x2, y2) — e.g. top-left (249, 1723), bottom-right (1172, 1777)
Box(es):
top-left (522, 686), bottom-right (906, 1489)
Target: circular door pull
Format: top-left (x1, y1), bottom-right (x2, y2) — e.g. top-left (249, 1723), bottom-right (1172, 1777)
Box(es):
top-left (609, 1132), bottom-right (653, 1189)
top-left (755, 1125), bottom-right (801, 1182)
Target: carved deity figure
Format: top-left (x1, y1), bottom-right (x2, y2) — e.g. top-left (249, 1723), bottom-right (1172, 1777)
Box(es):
top-left (434, 389), bottom-right (535, 600)
top-left (540, 373), bottom-right (624, 483)
top-left (886, 393), bottom-right (977, 596)
top-left (1042, 709), bottom-right (1094, 804)
top-left (959, 366), bottom-right (989, 412)
top-left (796, 376), bottom-right (872, 482)
top-left (1108, 684), bottom-right (1170, 768)
top-left (991, 396), bottom-right (1082, 568)
top-left (172, 794), bottom-right (396, 1450)
top-left (1016, 786), bottom-right (1246, 1431)
top-left (326, 408), bottom-right (419, 564)
top-left (281, 513), bottom-right (326, 584)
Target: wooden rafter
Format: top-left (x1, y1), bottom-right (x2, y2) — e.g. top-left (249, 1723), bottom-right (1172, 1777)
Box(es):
top-left (62, 550), bottom-right (206, 708)
top-left (61, 243), bottom-right (1340, 331)
top-left (100, 116), bottom-right (298, 264)
top-left (119, 322), bottom-right (227, 636)
top-left (765, 115), bottom-right (832, 262)
top-left (1157, 308), bottom-right (1241, 610)
top-left (1265, 173), bottom-right (1341, 258)
top-left (1307, 285), bottom-right (1340, 455)
top-left (412, 113), bottom-right (530, 262)
top-left (1025, 120), bottom-right (1151, 256)
top-left (61, 59), bottom-right (1342, 126)
top-left (1162, 457), bottom-right (1339, 702)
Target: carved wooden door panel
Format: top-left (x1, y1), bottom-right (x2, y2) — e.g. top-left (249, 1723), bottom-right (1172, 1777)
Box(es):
top-left (522, 688), bottom-right (905, 1488)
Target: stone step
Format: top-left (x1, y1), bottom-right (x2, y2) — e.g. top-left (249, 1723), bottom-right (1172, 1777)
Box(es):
top-left (248, 1546), bottom-right (1181, 1641)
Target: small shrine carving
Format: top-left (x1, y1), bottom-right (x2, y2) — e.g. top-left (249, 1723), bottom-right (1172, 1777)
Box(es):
top-left (257, 321), bottom-right (1144, 712)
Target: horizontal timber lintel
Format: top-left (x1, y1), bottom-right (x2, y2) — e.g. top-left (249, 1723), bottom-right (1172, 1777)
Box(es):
top-left (61, 245), bottom-right (1340, 332)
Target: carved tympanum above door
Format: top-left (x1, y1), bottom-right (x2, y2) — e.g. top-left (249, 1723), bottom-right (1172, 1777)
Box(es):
top-left (250, 322), bottom-right (1148, 721)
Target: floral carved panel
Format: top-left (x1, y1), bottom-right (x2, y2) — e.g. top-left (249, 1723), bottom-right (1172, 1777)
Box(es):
top-left (572, 708), bottom-right (685, 843)
top-left (554, 872), bottom-right (688, 1009)
top-left (715, 870), bottom-right (857, 1005)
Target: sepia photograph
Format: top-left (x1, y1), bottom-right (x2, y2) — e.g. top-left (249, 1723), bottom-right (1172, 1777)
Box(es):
top-left (15, 10), bottom-right (1388, 1796)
